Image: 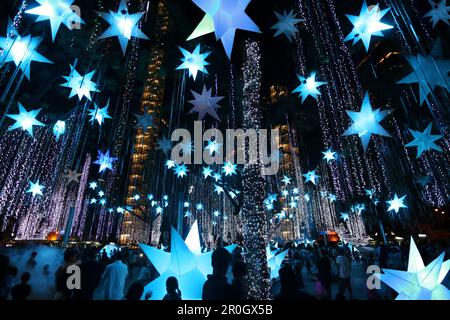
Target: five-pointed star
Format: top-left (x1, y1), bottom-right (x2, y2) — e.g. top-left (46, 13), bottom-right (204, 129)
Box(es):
top-left (26, 179), bottom-right (45, 197)
top-left (271, 10), bottom-right (303, 42)
top-left (97, 0), bottom-right (149, 55)
top-left (292, 72), bottom-right (326, 103)
top-left (424, 0), bottom-right (450, 28)
top-left (405, 123), bottom-right (442, 157)
top-left (340, 212), bottom-right (349, 221)
top-left (386, 193), bottom-right (407, 213)
top-left (6, 102), bottom-right (45, 136)
top-left (61, 64), bottom-right (100, 101)
top-left (132, 106), bottom-right (155, 133)
top-left (176, 44), bottom-right (210, 80)
top-left (303, 170), bottom-right (320, 185)
top-left (184, 210), bottom-right (192, 218)
top-left (64, 169), bottom-right (81, 184)
top-left (187, 0), bottom-right (261, 59)
top-left (343, 92), bottom-right (392, 151)
top-left (322, 148), bottom-right (337, 163)
top-left (188, 85), bottom-right (224, 121)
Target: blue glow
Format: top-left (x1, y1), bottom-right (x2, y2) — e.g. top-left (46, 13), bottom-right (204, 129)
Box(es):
top-left (213, 172), bottom-right (222, 182)
top-left (343, 92), bottom-right (392, 151)
top-left (165, 159), bottom-right (176, 169)
top-left (202, 166), bottom-right (213, 179)
top-left (52, 120), bottom-right (66, 140)
top-left (97, 0), bottom-right (149, 55)
top-left (267, 193), bottom-right (277, 203)
top-left (213, 210), bottom-right (220, 217)
top-left (405, 123), bottom-right (443, 158)
top-left (196, 203), bottom-right (204, 211)
top-left (94, 149), bottom-right (117, 173)
top-left (205, 140), bottom-right (221, 155)
top-left (90, 198), bottom-right (97, 204)
top-left (222, 161), bottom-right (237, 176)
top-left (386, 194), bottom-right (407, 213)
top-left (61, 64), bottom-right (99, 101)
top-left (415, 175), bottom-right (431, 188)
top-left (322, 148), bottom-right (337, 163)
top-left (267, 245), bottom-right (289, 279)
top-left (132, 106), bottom-right (155, 133)
top-left (88, 101), bottom-right (112, 126)
top-left (188, 86), bottom-right (224, 121)
top-left (365, 188), bottom-right (375, 199)
top-left (424, 0), bottom-right (450, 28)
top-left (26, 179), bottom-right (44, 197)
top-left (176, 44), bottom-right (210, 80)
top-left (340, 212), bottom-right (349, 222)
top-left (281, 175), bottom-right (291, 185)
top-left (292, 72), bottom-right (326, 103)
top-left (304, 194), bottom-right (310, 202)
top-left (6, 102), bottom-right (45, 137)
top-left (99, 198), bottom-right (106, 206)
top-left (156, 136), bottom-right (172, 155)
top-left (133, 194), bottom-right (140, 201)
top-left (89, 181), bottom-right (98, 190)
top-left (98, 191), bottom-right (105, 197)
top-left (281, 190), bottom-right (289, 197)
top-left (174, 163), bottom-right (188, 178)
top-left (303, 170), bottom-right (320, 185)
top-left (328, 194), bottom-right (337, 202)
top-left (271, 10), bottom-right (303, 42)
top-left (214, 185), bottom-right (224, 194)
top-left (156, 206), bottom-right (163, 214)
top-left (344, 1), bottom-right (393, 51)
top-left (184, 210), bottom-right (192, 218)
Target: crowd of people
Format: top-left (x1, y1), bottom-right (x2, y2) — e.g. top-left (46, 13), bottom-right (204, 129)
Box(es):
top-left (1, 237), bottom-right (449, 301)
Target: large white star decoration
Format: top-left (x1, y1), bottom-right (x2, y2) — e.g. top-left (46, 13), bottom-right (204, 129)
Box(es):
top-left (132, 106), bottom-right (155, 133)
top-left (139, 221), bottom-right (237, 299)
top-left (52, 120), bottom-right (66, 140)
top-left (6, 102), bottom-right (45, 137)
top-left (97, 0), bottom-right (149, 55)
top-left (271, 10), bottom-right (303, 42)
top-left (94, 149), bottom-right (117, 173)
top-left (156, 136), bottom-right (172, 155)
top-left (386, 193), bottom-right (407, 213)
top-left (376, 237), bottom-right (450, 300)
top-left (303, 170), bottom-right (320, 185)
top-left (26, 179), bottom-right (45, 197)
top-left (188, 85), bottom-right (224, 121)
top-left (187, 0), bottom-right (261, 60)
top-left (322, 148), bottom-right (337, 163)
top-left (344, 1), bottom-right (393, 52)
top-left (64, 169), bottom-right (81, 184)
top-left (176, 44), bottom-right (210, 80)
top-left (222, 161), bottom-right (237, 176)
top-left (343, 92), bottom-right (392, 151)
top-left (60, 64), bottom-right (100, 101)
top-left (424, 0), bottom-right (450, 28)
top-left (25, 0), bottom-right (84, 41)
top-left (87, 100), bottom-right (112, 126)
top-left (292, 72), bottom-right (326, 103)
top-left (0, 22), bottom-right (53, 80)
top-left (405, 123), bottom-right (443, 158)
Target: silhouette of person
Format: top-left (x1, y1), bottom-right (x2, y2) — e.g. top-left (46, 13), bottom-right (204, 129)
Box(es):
top-left (202, 248), bottom-right (234, 300)
top-left (163, 276), bottom-right (182, 300)
top-left (231, 260), bottom-right (248, 300)
top-left (274, 264), bottom-right (316, 300)
top-left (11, 272), bottom-right (31, 300)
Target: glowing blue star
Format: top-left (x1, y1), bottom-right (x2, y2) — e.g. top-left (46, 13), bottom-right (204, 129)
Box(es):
top-left (147, 194), bottom-right (154, 201)
top-left (188, 0), bottom-right (261, 59)
top-left (132, 106), bottom-right (155, 133)
top-left (386, 194), bottom-right (407, 213)
top-left (320, 191), bottom-right (328, 198)
top-left (52, 120), bottom-right (65, 140)
top-left (344, 1), bottom-right (393, 51)
top-left (174, 163), bottom-right (188, 178)
top-left (184, 210), bottom-right (192, 218)
top-left (268, 193), bottom-right (277, 203)
top-left (213, 210), bottom-right (220, 217)
top-left (6, 102), bottom-right (45, 136)
top-left (133, 194), bottom-right (140, 201)
top-left (322, 148), bottom-right (337, 163)
top-left (156, 136), bottom-right (172, 155)
top-left (94, 149), bottom-right (117, 173)
top-left (340, 212), bottom-right (349, 222)
top-left (376, 237), bottom-right (450, 300)
top-left (184, 202), bottom-right (190, 208)
top-left (281, 175), bottom-right (291, 185)
top-left (265, 202), bottom-right (274, 211)
top-left (99, 198), bottom-right (106, 206)
top-left (276, 211), bottom-right (287, 220)
top-left (97, 0), bottom-right (149, 55)
top-left (424, 0), bottom-right (450, 28)
top-left (213, 173), bottom-right (222, 182)
top-left (188, 86), bottom-right (224, 121)
top-left (343, 92), bottom-right (392, 151)
top-left (304, 194), bottom-right (310, 202)
top-left (292, 188), bottom-right (299, 195)
top-left (328, 194), bottom-right (337, 202)
top-left (205, 140), bottom-right (221, 155)
top-left (156, 206), bottom-right (163, 214)
top-left (415, 175), bottom-right (432, 188)
top-left (292, 72), bottom-right (326, 103)
top-left (98, 190), bottom-right (105, 197)
top-left (405, 123), bottom-right (442, 158)
top-left (90, 198), bottom-right (97, 204)
top-left (25, 0), bottom-right (84, 41)
top-left (116, 207), bottom-right (125, 213)
top-left (165, 160), bottom-right (176, 169)
top-left (222, 161), bottom-right (237, 176)
top-left (281, 190), bottom-right (289, 197)
top-left (60, 64), bottom-right (100, 101)
top-left (397, 53), bottom-right (450, 105)
top-left (176, 44), bottom-right (210, 80)
top-left (303, 170), bottom-right (320, 185)
top-left (196, 203), bottom-right (204, 210)
top-left (202, 166), bottom-right (213, 179)
top-left (289, 200), bottom-right (298, 209)
top-left (271, 10), bottom-right (303, 42)
top-left (26, 179), bottom-right (44, 197)
top-left (89, 181), bottom-right (98, 190)
top-left (0, 23), bottom-right (53, 80)
top-left (87, 100), bottom-right (112, 126)
top-left (214, 185), bottom-right (224, 194)
top-left (365, 188), bottom-right (375, 199)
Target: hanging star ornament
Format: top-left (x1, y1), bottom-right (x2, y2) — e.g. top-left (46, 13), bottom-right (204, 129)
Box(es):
top-left (64, 169), bottom-right (81, 184)
top-left (386, 193), bottom-right (407, 213)
top-left (344, 1), bottom-right (393, 51)
top-left (340, 212), bottom-right (349, 222)
top-left (292, 72), bottom-right (326, 103)
top-left (322, 148), bottom-right (337, 163)
top-left (405, 123), bottom-right (443, 158)
top-left (202, 166), bottom-right (213, 179)
top-left (97, 0), bottom-right (149, 55)
top-left (271, 10), bottom-right (303, 42)
top-left (25, 0), bottom-right (85, 41)
top-left (174, 163), bottom-right (189, 178)
top-left (281, 175), bottom-right (291, 185)
top-left (26, 179), bottom-right (45, 197)
top-left (6, 102), bottom-right (45, 137)
top-left (94, 149), bottom-right (117, 173)
top-left (176, 44), bottom-right (210, 80)
top-left (88, 100), bottom-right (112, 126)
top-left (89, 181), bottom-right (98, 190)
top-left (52, 120), bottom-right (66, 140)
top-left (133, 106), bottom-right (155, 133)
top-left (376, 237), bottom-right (450, 300)
top-left (156, 136), bottom-right (172, 155)
top-left (343, 92), bottom-right (392, 151)
top-left (61, 64), bottom-right (100, 101)
top-left (0, 22), bottom-right (53, 80)
top-left (139, 221), bottom-right (236, 300)
top-left (424, 0), bottom-right (450, 28)
top-left (222, 161), bottom-right (237, 176)
top-left (188, 85), bottom-right (224, 121)
top-left (303, 170), bottom-right (320, 185)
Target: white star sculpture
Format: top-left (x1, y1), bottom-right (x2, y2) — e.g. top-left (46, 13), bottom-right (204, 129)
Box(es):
top-left (271, 10), bottom-right (303, 42)
top-left (188, 85), bottom-right (224, 121)
top-left (60, 64), bottom-right (100, 101)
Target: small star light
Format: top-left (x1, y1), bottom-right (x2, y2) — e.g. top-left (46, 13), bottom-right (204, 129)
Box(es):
top-left (184, 210), bottom-right (192, 218)
top-left (176, 44), bottom-right (210, 80)
top-left (98, 190), bottom-right (105, 197)
top-left (213, 210), bottom-right (220, 217)
top-left (205, 140), bottom-right (222, 156)
top-left (184, 202), bottom-right (190, 208)
top-left (222, 161), bottom-right (237, 176)
top-left (147, 194), bottom-right (154, 201)
top-left (52, 120), bottom-right (66, 140)
top-left (156, 136), bottom-right (172, 155)
top-left (26, 179), bottom-right (44, 197)
top-left (271, 10), bottom-right (303, 42)
top-left (340, 212), bottom-right (349, 222)
top-left (304, 194), bottom-right (310, 202)
top-left (187, 0), bottom-right (261, 60)
top-left (376, 237), bottom-right (450, 300)
top-left (156, 206), bottom-right (163, 214)
top-left (293, 188), bottom-right (299, 195)
top-left (386, 194), bottom-right (408, 213)
top-left (281, 190), bottom-right (289, 197)
top-left (132, 106), bottom-right (155, 133)
top-left (94, 149), bottom-right (117, 173)
top-left (133, 194), bottom-right (140, 201)
top-left (89, 181), bottom-right (98, 190)
top-left (6, 102), bottom-right (45, 137)
top-left (117, 207), bottom-right (125, 213)
top-left (88, 100), bottom-right (112, 126)
top-left (281, 175), bottom-right (291, 185)
top-left (268, 193), bottom-right (277, 203)
top-left (25, 0), bottom-right (85, 41)
top-left (196, 203), bottom-right (204, 210)
top-left (303, 170), bottom-right (320, 185)
top-left (0, 22), bottom-right (53, 80)
top-left (165, 160), bottom-right (176, 169)
top-left (99, 198), bottom-right (107, 206)
top-left (289, 200), bottom-right (298, 209)
top-left (212, 172), bottom-right (222, 182)
top-left (64, 169), bottom-right (81, 184)
top-left (405, 123), bottom-right (443, 158)
top-left (97, 0), bottom-right (149, 55)
top-left (214, 185), bottom-right (224, 194)
top-left (292, 72), bottom-right (326, 103)
top-left (322, 148), bottom-right (337, 163)
top-left (174, 163), bottom-right (189, 178)
top-left (365, 188), bottom-right (375, 199)
top-left (424, 0), bottom-right (450, 28)
top-left (343, 92), bottom-right (392, 151)
top-left (328, 194), bottom-right (337, 202)
top-left (202, 166), bottom-right (213, 179)
top-left (344, 1), bottom-right (393, 52)
top-left (188, 86), bottom-right (224, 121)
top-left (60, 64), bottom-right (100, 101)
top-left (90, 198), bottom-right (97, 204)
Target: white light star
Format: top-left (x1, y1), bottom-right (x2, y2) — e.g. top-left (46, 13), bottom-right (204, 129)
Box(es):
top-left (89, 181), bottom-right (98, 190)
top-left (60, 64), bottom-right (100, 101)
top-left (322, 148), bottom-right (337, 163)
top-left (281, 175), bottom-right (291, 185)
top-left (202, 166), bottom-right (213, 179)
top-left (6, 102), bottom-right (45, 137)
top-left (386, 194), bottom-right (408, 213)
top-left (176, 44), bottom-right (210, 80)
top-left (292, 72), bottom-right (326, 103)
top-left (222, 161), bottom-right (237, 176)
top-left (303, 170), bottom-right (320, 185)
top-left (26, 179), bottom-right (45, 197)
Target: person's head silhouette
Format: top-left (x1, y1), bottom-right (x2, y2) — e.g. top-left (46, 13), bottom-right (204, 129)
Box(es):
top-left (211, 247), bottom-right (230, 276)
top-left (166, 276), bottom-right (180, 295)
